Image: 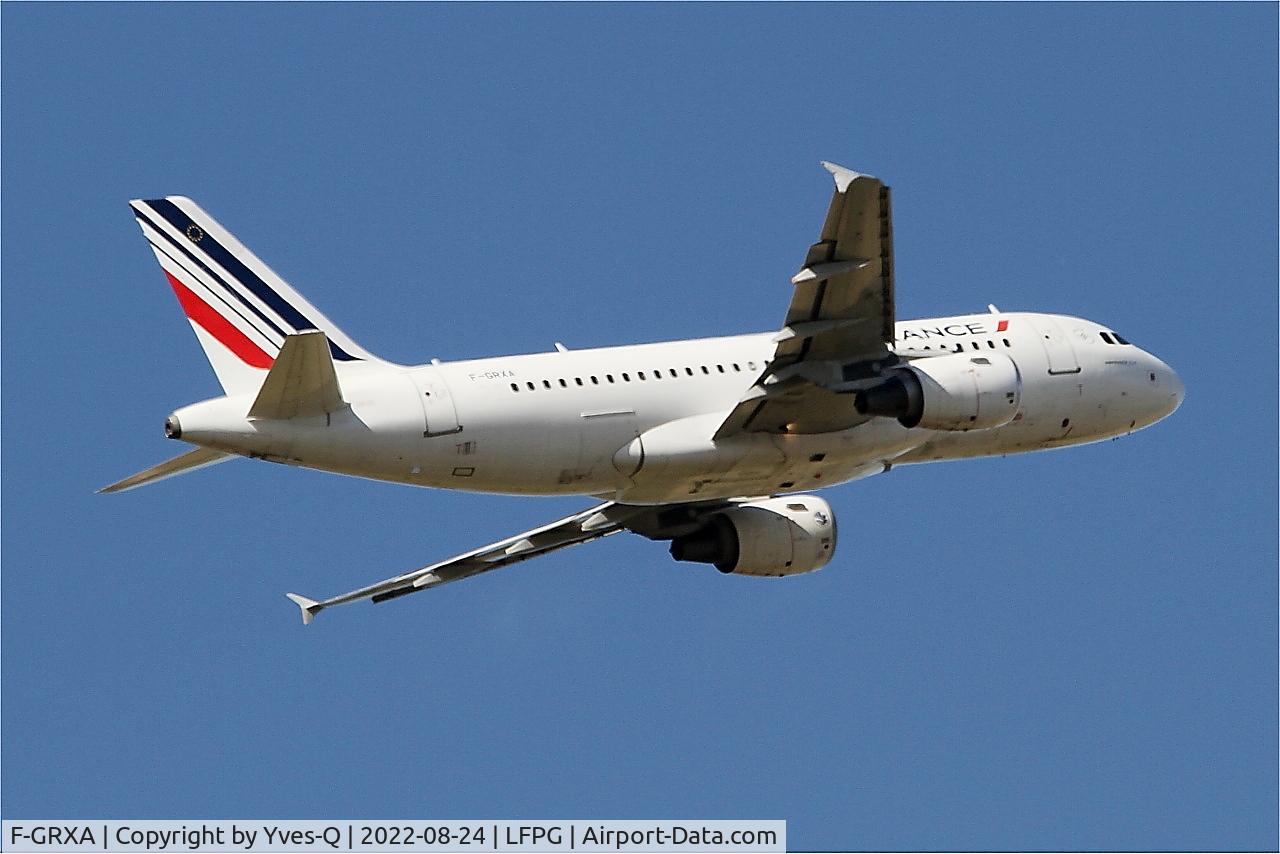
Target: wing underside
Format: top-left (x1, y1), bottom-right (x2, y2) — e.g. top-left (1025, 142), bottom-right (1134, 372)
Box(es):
top-left (288, 503), bottom-right (631, 623)
top-left (285, 499), bottom-right (744, 623)
top-left (716, 162), bottom-right (898, 438)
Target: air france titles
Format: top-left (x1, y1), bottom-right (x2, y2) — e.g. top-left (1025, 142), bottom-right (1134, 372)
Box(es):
top-left (896, 320), bottom-right (1006, 342)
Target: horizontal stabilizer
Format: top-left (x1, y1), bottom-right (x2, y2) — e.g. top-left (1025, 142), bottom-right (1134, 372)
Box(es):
top-left (286, 593), bottom-right (323, 625)
top-left (249, 331), bottom-right (346, 420)
top-left (98, 447), bottom-right (234, 494)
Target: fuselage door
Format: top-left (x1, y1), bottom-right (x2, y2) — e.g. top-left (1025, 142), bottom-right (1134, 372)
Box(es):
top-left (1037, 317), bottom-right (1081, 375)
top-left (415, 369), bottom-right (461, 436)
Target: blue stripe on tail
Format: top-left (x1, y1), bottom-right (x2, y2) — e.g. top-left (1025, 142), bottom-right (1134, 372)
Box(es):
top-left (144, 199), bottom-right (361, 362)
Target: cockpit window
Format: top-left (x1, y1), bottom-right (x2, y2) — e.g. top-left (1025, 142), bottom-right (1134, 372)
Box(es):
top-left (1112, 332), bottom-right (1131, 345)
top-left (1099, 332), bottom-right (1115, 344)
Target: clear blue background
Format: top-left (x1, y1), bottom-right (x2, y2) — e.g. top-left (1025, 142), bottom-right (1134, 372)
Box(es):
top-left (3, 4), bottom-right (1276, 850)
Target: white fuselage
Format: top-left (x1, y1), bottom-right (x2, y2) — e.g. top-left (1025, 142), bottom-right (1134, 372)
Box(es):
top-left (171, 311), bottom-right (1183, 505)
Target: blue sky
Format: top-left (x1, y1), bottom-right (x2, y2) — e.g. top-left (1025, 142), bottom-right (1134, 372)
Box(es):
top-left (3, 4), bottom-right (1276, 850)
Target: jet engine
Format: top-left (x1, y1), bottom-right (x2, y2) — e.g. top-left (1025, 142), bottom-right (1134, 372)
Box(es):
top-left (669, 496), bottom-right (837, 576)
top-left (854, 352), bottom-right (1022, 431)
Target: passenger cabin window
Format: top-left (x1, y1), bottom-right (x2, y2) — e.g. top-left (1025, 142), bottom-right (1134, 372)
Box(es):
top-left (542, 380), bottom-right (551, 389)
top-left (575, 378), bottom-right (583, 386)
top-left (638, 371), bottom-right (646, 380)
top-left (526, 381), bottom-right (535, 391)
top-left (701, 366), bottom-right (709, 374)
top-left (607, 374), bottom-right (615, 383)
top-left (590, 376), bottom-right (599, 384)
top-left (510, 383), bottom-right (519, 392)
top-left (559, 379), bottom-right (567, 388)
top-left (622, 372), bottom-right (630, 382)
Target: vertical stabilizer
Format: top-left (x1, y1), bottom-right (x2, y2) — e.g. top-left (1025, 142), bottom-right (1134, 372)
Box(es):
top-left (129, 196), bottom-right (388, 394)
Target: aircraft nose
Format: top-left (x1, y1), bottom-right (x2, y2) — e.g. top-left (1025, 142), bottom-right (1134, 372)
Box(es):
top-left (1166, 365), bottom-right (1185, 412)
top-left (1146, 354), bottom-right (1184, 421)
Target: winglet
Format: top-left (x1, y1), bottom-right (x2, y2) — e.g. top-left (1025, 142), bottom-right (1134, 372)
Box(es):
top-left (286, 593), bottom-right (323, 625)
top-left (821, 161), bottom-right (872, 193)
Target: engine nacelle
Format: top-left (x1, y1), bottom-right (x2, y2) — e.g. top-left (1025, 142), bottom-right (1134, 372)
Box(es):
top-left (854, 352), bottom-right (1022, 431)
top-left (669, 496), bottom-right (837, 577)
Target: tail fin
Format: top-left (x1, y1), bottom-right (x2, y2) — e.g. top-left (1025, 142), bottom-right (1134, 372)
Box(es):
top-left (129, 196), bottom-right (386, 394)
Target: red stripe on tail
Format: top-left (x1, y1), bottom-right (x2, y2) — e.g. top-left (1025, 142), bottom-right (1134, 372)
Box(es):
top-left (163, 271), bottom-right (274, 368)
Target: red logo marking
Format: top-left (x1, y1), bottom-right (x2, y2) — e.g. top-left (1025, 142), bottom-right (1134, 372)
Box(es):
top-left (163, 270), bottom-right (274, 368)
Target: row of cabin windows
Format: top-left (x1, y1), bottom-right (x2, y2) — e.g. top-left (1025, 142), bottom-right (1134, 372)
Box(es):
top-left (510, 361), bottom-right (762, 393)
top-left (895, 339), bottom-right (1013, 352)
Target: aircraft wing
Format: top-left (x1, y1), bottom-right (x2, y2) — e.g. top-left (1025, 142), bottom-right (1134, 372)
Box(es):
top-left (285, 501), bottom-right (647, 623)
top-left (716, 162), bottom-right (897, 438)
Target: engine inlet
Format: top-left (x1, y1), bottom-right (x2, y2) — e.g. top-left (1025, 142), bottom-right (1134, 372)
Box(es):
top-left (853, 372), bottom-right (923, 428)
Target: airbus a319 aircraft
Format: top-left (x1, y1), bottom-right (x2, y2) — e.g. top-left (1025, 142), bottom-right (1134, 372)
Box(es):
top-left (104, 163), bottom-right (1183, 624)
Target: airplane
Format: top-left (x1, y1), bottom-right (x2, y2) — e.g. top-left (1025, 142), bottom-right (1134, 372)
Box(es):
top-left (102, 162), bottom-right (1184, 624)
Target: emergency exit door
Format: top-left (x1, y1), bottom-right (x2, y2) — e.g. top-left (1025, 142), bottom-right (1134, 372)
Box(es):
top-left (415, 371), bottom-right (461, 436)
